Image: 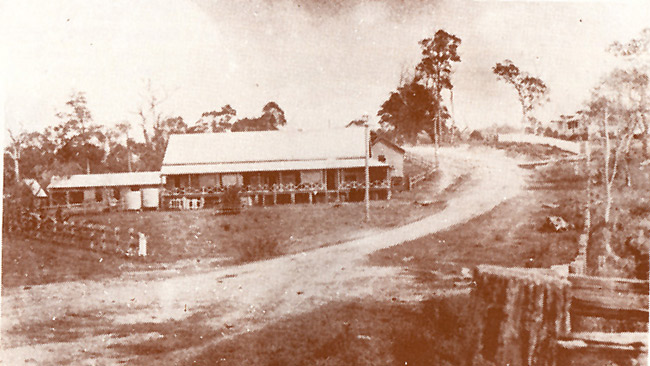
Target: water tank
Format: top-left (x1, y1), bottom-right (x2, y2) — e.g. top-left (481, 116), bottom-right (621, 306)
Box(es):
top-left (125, 191), bottom-right (142, 210)
top-left (141, 188), bottom-right (159, 209)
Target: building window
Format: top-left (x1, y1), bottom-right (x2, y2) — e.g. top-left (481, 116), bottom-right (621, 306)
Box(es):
top-left (345, 173), bottom-right (358, 182)
top-left (378, 154), bottom-right (386, 163)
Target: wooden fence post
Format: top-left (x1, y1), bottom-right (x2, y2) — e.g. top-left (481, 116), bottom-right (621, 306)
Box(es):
top-left (470, 265), bottom-right (571, 366)
top-left (138, 233), bottom-right (147, 256)
top-left (128, 228), bottom-right (137, 256)
top-left (67, 223), bottom-right (75, 245)
top-left (87, 224), bottom-right (96, 250)
top-left (113, 227), bottom-right (121, 253)
top-left (99, 225), bottom-right (107, 251)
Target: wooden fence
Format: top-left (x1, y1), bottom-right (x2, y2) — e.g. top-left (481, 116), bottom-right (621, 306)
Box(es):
top-left (556, 274), bottom-right (648, 363)
top-left (404, 152), bottom-right (438, 189)
top-left (5, 213), bottom-right (147, 257)
top-left (470, 265), bottom-right (648, 366)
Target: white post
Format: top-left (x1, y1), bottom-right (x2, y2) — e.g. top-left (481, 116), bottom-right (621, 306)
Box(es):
top-left (364, 122), bottom-right (370, 222)
top-left (138, 232), bottom-right (147, 256)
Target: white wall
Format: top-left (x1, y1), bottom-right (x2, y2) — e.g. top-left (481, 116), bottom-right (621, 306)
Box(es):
top-left (497, 134), bottom-right (582, 155)
top-left (372, 141), bottom-right (404, 177)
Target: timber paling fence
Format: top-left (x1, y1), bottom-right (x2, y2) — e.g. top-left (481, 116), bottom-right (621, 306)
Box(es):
top-left (404, 152), bottom-right (438, 188)
top-left (470, 264), bottom-right (648, 366)
top-left (4, 214), bottom-right (147, 257)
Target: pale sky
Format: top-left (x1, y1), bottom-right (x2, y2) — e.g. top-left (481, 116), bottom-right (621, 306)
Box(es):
top-left (1, 0), bottom-right (648, 141)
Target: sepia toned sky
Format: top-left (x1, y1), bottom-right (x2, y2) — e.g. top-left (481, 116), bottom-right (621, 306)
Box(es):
top-left (1, 0), bottom-right (649, 140)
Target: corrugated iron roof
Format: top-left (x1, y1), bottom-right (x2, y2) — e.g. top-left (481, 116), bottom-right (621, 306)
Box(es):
top-left (48, 172), bottom-right (161, 189)
top-left (162, 128), bottom-right (366, 166)
top-left (161, 158), bottom-right (387, 175)
top-left (23, 179), bottom-right (48, 197)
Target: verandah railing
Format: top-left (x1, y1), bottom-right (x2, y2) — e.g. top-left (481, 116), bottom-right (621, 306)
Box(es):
top-left (161, 180), bottom-right (391, 196)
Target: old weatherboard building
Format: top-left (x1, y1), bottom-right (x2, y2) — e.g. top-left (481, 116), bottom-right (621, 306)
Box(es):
top-left (160, 128), bottom-right (392, 207)
top-left (47, 172), bottom-right (162, 210)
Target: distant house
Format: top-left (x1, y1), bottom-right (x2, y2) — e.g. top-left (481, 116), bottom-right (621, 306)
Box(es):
top-left (371, 137), bottom-right (405, 178)
top-left (160, 128), bottom-right (391, 206)
top-left (550, 114), bottom-right (586, 136)
top-left (47, 172), bottom-right (162, 208)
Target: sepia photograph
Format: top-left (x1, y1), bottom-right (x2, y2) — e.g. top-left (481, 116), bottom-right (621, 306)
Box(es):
top-left (1, 0), bottom-right (649, 365)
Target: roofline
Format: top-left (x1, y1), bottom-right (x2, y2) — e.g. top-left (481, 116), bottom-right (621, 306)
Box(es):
top-left (161, 156), bottom-right (366, 167)
top-left (371, 137), bottom-right (406, 154)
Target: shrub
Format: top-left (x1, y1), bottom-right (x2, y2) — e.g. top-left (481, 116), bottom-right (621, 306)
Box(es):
top-left (543, 127), bottom-right (555, 137)
top-left (221, 185), bottom-right (241, 209)
top-left (469, 130), bottom-right (484, 141)
top-left (237, 236), bottom-right (280, 263)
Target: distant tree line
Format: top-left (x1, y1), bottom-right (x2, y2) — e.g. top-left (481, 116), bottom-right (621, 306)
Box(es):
top-left (3, 88), bottom-right (287, 189)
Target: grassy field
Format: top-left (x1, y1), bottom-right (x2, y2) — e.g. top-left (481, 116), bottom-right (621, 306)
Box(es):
top-left (70, 173), bottom-right (455, 261)
top-left (1, 235), bottom-right (141, 288)
top-left (368, 160), bottom-right (584, 271)
top-left (182, 296), bottom-right (478, 366)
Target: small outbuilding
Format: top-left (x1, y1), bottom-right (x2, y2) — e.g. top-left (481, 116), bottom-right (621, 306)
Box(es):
top-left (371, 137), bottom-right (405, 178)
top-left (47, 172), bottom-right (162, 209)
top-left (23, 178), bottom-right (48, 207)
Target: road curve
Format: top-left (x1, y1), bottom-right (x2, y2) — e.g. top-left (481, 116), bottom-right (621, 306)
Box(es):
top-left (1, 145), bottom-right (524, 365)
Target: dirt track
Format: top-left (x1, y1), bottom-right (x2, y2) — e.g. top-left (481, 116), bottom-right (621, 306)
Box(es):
top-left (1, 146), bottom-right (524, 365)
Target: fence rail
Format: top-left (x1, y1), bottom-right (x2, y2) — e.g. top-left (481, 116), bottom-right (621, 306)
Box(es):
top-left (4, 213), bottom-right (147, 257)
top-left (557, 274), bottom-right (649, 360)
top-left (404, 152), bottom-right (438, 188)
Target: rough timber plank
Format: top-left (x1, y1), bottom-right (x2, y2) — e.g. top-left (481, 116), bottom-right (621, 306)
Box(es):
top-left (568, 275), bottom-right (649, 321)
top-left (558, 332), bottom-right (647, 352)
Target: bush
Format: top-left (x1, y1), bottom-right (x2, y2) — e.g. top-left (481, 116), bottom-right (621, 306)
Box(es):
top-left (543, 127), bottom-right (555, 137)
top-left (469, 130), bottom-right (484, 141)
top-left (237, 236), bottom-right (280, 263)
top-left (221, 185), bottom-right (241, 209)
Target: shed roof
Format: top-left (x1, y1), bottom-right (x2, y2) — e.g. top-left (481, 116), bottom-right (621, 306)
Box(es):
top-left (48, 172), bottom-right (161, 189)
top-left (162, 128), bottom-right (366, 167)
top-left (23, 179), bottom-right (48, 197)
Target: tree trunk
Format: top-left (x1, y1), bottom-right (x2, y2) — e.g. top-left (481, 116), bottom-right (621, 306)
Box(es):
top-left (12, 151), bottom-right (20, 183)
top-left (471, 265), bottom-right (571, 366)
top-left (603, 109), bottom-right (611, 224)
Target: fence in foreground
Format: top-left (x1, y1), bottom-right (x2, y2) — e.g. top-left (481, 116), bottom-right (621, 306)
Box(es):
top-left (470, 264), bottom-right (647, 366)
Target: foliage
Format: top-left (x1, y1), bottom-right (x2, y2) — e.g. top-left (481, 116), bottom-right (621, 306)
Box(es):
top-left (190, 104), bottom-right (237, 133)
top-left (469, 130), bottom-right (484, 141)
top-left (3, 86), bottom-right (290, 186)
top-left (492, 60), bottom-right (548, 128)
top-left (2, 180), bottom-right (36, 229)
top-left (378, 29), bottom-right (461, 143)
top-left (54, 92), bottom-right (105, 174)
top-left (378, 78), bottom-right (448, 143)
top-left (221, 185), bottom-right (241, 209)
top-left (582, 31), bottom-right (650, 266)
top-left (231, 101), bottom-right (286, 132)
top-left (237, 236), bottom-right (280, 263)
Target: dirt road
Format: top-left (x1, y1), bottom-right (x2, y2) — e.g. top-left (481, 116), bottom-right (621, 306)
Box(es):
top-left (1, 146), bottom-right (524, 365)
